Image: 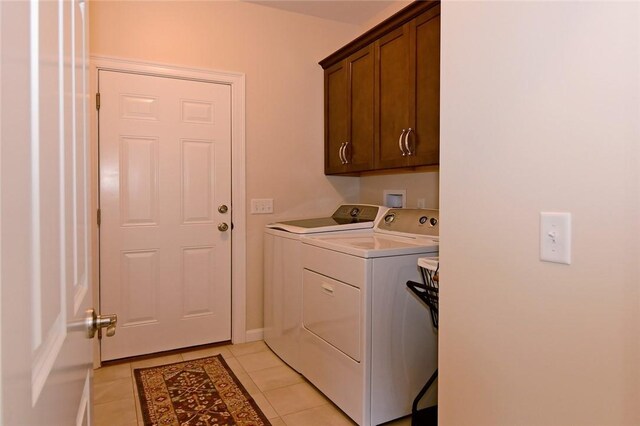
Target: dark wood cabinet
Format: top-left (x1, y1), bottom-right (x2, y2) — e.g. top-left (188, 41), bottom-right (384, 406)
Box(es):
top-left (324, 45), bottom-right (375, 174)
top-left (376, 6), bottom-right (440, 169)
top-left (324, 61), bottom-right (349, 174)
top-left (411, 8), bottom-right (440, 167)
top-left (321, 1), bottom-right (440, 175)
top-left (375, 24), bottom-right (412, 169)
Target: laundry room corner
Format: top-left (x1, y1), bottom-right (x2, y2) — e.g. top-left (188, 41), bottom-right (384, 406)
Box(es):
top-left (88, 0), bottom-right (368, 341)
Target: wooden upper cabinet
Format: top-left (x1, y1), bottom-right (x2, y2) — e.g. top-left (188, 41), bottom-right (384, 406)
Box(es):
top-left (324, 45), bottom-right (375, 174)
top-left (324, 61), bottom-right (349, 174)
top-left (376, 5), bottom-right (441, 170)
top-left (412, 8), bottom-right (440, 167)
top-left (375, 24), bottom-right (412, 169)
top-left (321, 1), bottom-right (440, 175)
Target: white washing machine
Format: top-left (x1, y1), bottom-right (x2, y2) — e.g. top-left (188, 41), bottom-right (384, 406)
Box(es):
top-left (263, 204), bottom-right (388, 373)
top-left (299, 208), bottom-right (439, 426)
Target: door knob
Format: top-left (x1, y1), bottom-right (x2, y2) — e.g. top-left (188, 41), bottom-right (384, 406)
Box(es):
top-left (85, 308), bottom-right (117, 339)
top-left (218, 204), bottom-right (228, 214)
top-left (218, 222), bottom-right (229, 232)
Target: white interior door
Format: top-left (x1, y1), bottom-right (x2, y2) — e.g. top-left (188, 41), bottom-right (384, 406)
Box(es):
top-left (99, 70), bottom-right (232, 361)
top-left (1, 0), bottom-right (93, 425)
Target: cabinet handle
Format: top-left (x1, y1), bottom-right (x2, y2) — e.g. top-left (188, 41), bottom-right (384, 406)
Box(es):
top-left (343, 141), bottom-right (351, 164)
top-left (339, 142), bottom-right (346, 164)
top-left (321, 283), bottom-right (335, 296)
top-left (398, 129), bottom-right (407, 156)
top-left (404, 128), bottom-right (414, 156)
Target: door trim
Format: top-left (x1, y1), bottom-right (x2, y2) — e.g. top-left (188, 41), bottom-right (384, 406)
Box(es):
top-left (89, 56), bottom-right (247, 366)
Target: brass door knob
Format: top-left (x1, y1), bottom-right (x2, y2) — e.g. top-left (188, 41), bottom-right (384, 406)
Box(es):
top-left (218, 222), bottom-right (229, 232)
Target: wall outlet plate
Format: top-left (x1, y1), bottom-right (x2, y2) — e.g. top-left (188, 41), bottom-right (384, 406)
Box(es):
top-left (251, 198), bottom-right (273, 214)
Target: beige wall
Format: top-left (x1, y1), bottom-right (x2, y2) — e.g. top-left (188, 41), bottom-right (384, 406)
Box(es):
top-left (439, 2), bottom-right (640, 424)
top-left (90, 1), bottom-right (363, 331)
top-left (360, 0), bottom-right (412, 32)
top-left (359, 171), bottom-right (439, 209)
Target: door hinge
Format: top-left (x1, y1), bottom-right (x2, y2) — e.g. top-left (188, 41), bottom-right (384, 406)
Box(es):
top-left (97, 208), bottom-right (101, 227)
top-left (96, 92), bottom-right (101, 110)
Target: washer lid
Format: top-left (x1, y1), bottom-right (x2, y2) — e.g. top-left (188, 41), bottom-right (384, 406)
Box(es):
top-left (266, 204), bottom-right (386, 234)
top-left (266, 219), bottom-right (374, 234)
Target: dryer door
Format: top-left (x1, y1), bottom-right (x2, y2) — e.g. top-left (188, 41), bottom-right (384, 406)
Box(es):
top-left (303, 270), bottom-right (361, 361)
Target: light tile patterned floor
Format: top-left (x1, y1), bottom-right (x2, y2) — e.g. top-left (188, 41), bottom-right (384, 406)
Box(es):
top-left (93, 340), bottom-right (412, 426)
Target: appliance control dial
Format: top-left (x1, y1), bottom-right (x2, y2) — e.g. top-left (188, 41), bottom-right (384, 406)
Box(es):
top-left (350, 207), bottom-right (360, 217)
top-left (429, 217), bottom-right (438, 227)
top-left (419, 216), bottom-right (428, 225)
top-left (384, 213), bottom-right (396, 224)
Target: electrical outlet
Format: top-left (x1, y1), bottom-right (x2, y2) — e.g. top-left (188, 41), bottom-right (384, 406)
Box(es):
top-left (251, 198), bottom-right (273, 214)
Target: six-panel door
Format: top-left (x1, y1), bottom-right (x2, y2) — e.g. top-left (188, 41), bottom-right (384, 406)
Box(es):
top-left (99, 70), bottom-right (232, 360)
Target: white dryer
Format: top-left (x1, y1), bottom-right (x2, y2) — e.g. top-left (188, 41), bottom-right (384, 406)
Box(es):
top-left (300, 208), bottom-right (440, 426)
top-left (263, 204), bottom-right (387, 373)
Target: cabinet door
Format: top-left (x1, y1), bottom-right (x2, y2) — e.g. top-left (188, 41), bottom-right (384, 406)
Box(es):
top-left (375, 24), bottom-right (412, 170)
top-left (324, 61), bottom-right (349, 174)
top-left (409, 6), bottom-right (440, 167)
top-left (324, 46), bottom-right (375, 175)
top-left (345, 45), bottom-right (375, 172)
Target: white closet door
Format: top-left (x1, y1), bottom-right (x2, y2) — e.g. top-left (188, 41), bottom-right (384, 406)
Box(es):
top-left (1, 0), bottom-right (93, 424)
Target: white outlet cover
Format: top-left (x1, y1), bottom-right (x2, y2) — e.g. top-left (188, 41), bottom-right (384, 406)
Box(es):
top-left (540, 212), bottom-right (571, 265)
top-left (250, 198), bottom-right (273, 214)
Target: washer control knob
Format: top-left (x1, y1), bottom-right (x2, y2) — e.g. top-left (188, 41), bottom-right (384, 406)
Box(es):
top-left (429, 217), bottom-right (438, 227)
top-left (419, 216), bottom-right (428, 225)
top-left (350, 207), bottom-right (360, 217)
top-left (384, 213), bottom-right (395, 224)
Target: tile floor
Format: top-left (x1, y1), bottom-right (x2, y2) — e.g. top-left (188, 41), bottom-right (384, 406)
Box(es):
top-left (93, 340), bottom-right (412, 426)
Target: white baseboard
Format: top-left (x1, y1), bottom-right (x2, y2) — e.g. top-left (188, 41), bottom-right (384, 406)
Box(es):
top-left (245, 328), bottom-right (264, 342)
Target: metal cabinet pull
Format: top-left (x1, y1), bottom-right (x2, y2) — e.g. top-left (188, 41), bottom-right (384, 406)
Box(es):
top-left (343, 141), bottom-right (351, 165)
top-left (404, 128), bottom-right (414, 156)
top-left (339, 142), bottom-right (346, 164)
top-left (398, 129), bottom-right (407, 156)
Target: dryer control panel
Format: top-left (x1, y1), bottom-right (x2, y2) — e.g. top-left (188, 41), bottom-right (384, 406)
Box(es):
top-left (377, 208), bottom-right (439, 237)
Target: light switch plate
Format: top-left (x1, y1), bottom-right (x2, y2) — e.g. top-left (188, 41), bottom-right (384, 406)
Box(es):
top-left (540, 212), bottom-right (571, 264)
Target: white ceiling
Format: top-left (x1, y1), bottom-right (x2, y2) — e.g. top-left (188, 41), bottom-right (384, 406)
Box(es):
top-left (245, 1), bottom-right (396, 25)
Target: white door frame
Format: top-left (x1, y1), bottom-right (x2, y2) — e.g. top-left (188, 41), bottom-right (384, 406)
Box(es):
top-left (89, 56), bottom-right (247, 365)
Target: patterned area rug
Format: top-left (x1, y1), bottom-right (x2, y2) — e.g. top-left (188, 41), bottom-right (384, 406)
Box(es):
top-left (134, 355), bottom-right (271, 426)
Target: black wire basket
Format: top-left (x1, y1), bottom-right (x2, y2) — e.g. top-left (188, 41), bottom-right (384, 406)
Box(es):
top-left (406, 257), bottom-right (440, 426)
top-left (407, 260), bottom-right (439, 330)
